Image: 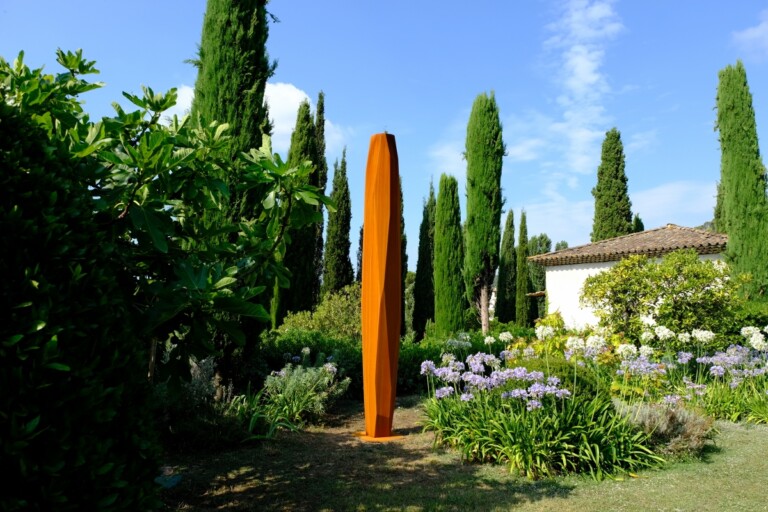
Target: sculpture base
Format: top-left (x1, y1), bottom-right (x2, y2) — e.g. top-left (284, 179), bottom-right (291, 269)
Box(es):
top-left (354, 432), bottom-right (405, 443)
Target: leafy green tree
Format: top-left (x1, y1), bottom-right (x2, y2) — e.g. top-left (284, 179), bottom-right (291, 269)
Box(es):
top-left (591, 128), bottom-right (632, 242)
top-left (528, 233), bottom-right (552, 321)
top-left (322, 148), bottom-right (354, 295)
top-left (632, 213), bottom-right (645, 233)
top-left (273, 100), bottom-right (322, 325)
top-left (515, 211), bottom-right (530, 326)
top-left (434, 174), bottom-right (466, 335)
top-left (555, 240), bottom-right (569, 251)
top-left (404, 271), bottom-right (417, 336)
top-left (191, 0), bottom-right (274, 160)
top-left (464, 92), bottom-right (505, 334)
top-left (495, 210), bottom-right (516, 323)
top-left (0, 50), bottom-right (326, 510)
top-left (716, 60), bottom-right (768, 300)
top-left (413, 182), bottom-right (436, 339)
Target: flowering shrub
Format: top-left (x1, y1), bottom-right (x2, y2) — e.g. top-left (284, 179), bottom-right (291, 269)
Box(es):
top-left (421, 349), bottom-right (663, 479)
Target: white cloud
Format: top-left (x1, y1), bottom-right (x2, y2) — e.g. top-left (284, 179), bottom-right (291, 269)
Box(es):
top-left (507, 138), bottom-right (546, 162)
top-left (544, 0), bottom-right (623, 175)
top-left (428, 140), bottom-right (465, 182)
top-left (632, 181), bottom-right (716, 229)
top-left (264, 82), bottom-right (310, 155)
top-left (324, 119), bottom-right (354, 161)
top-left (161, 84), bottom-right (194, 124)
top-left (626, 129), bottom-right (657, 154)
top-left (733, 10), bottom-right (768, 59)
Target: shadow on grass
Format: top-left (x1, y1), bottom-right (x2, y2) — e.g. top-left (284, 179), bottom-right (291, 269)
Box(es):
top-left (161, 398), bottom-right (576, 511)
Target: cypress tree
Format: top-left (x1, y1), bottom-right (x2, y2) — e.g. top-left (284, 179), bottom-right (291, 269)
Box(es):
top-left (191, 0), bottom-right (274, 158)
top-left (716, 60), bottom-right (768, 299)
top-left (591, 128), bottom-right (633, 242)
top-left (464, 92), bottom-right (505, 334)
top-left (515, 211), bottom-right (530, 327)
top-left (273, 100), bottom-right (320, 325)
top-left (322, 148), bottom-right (354, 295)
top-left (555, 240), bottom-right (569, 251)
top-left (400, 181), bottom-right (408, 336)
top-left (632, 213), bottom-right (645, 233)
top-left (313, 92), bottom-right (328, 301)
top-left (434, 174), bottom-right (466, 335)
top-left (413, 182), bottom-right (436, 339)
top-left (527, 233), bottom-right (552, 321)
top-left (355, 224), bottom-right (364, 282)
top-left (495, 209), bottom-right (516, 324)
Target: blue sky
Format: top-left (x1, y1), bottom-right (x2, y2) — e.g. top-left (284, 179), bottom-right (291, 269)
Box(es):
top-left (3, 1), bottom-right (768, 269)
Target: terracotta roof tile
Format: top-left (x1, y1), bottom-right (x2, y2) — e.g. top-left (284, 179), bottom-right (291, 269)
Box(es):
top-left (528, 224), bottom-right (727, 266)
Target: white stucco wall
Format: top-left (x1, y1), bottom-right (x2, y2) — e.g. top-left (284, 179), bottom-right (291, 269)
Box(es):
top-left (545, 253), bottom-right (723, 329)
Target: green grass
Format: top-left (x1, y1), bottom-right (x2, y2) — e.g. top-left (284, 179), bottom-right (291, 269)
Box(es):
top-left (161, 397), bottom-right (768, 511)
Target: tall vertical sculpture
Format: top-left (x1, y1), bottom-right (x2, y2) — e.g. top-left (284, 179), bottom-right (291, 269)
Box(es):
top-left (360, 133), bottom-right (402, 439)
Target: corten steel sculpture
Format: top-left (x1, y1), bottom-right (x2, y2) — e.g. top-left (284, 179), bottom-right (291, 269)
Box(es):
top-left (360, 133), bottom-right (402, 439)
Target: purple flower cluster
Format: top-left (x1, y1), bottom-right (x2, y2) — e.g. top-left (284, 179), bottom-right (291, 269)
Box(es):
top-left (616, 356), bottom-right (667, 378)
top-left (677, 351), bottom-right (693, 365)
top-left (435, 386), bottom-right (454, 399)
top-left (682, 376), bottom-right (707, 397)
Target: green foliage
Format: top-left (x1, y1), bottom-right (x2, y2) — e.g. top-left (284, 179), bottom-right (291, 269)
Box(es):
top-left (322, 148), bottom-right (354, 295)
top-left (632, 213), bottom-right (645, 233)
top-left (495, 210), bottom-right (516, 323)
top-left (262, 362), bottom-right (350, 427)
top-left (191, 0), bottom-right (274, 158)
top-left (464, 92), bottom-right (505, 333)
top-left (413, 182), bottom-right (436, 339)
top-left (716, 60), bottom-right (768, 300)
top-left (434, 174), bottom-right (466, 335)
top-left (613, 401), bottom-right (715, 458)
top-left (1, 50), bottom-right (327, 509)
top-left (280, 283), bottom-right (362, 341)
top-left (355, 224), bottom-right (364, 282)
top-left (0, 71), bottom-right (158, 509)
top-left (581, 250), bottom-right (744, 342)
top-left (591, 128), bottom-right (633, 242)
top-left (515, 211), bottom-right (530, 327)
top-left (400, 180), bottom-right (409, 336)
top-left (555, 240), bottom-right (569, 251)
top-left (274, 100), bottom-right (323, 325)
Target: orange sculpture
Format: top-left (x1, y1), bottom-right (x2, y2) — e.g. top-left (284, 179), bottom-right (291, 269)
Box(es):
top-left (360, 133), bottom-right (402, 439)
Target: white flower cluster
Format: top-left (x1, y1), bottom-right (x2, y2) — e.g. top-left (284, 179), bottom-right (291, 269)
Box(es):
top-left (691, 329), bottom-right (715, 343)
top-left (585, 335), bottom-right (607, 352)
top-left (741, 326), bottom-right (768, 351)
top-left (677, 332), bottom-right (692, 344)
top-left (640, 330), bottom-right (655, 343)
top-left (654, 325), bottom-right (675, 341)
top-left (639, 345), bottom-right (654, 359)
top-left (499, 331), bottom-right (514, 343)
top-left (535, 325), bottom-right (555, 341)
top-left (565, 336), bottom-right (585, 352)
top-left (616, 343), bottom-right (638, 359)
top-left (446, 338), bottom-right (472, 350)
top-left (484, 335), bottom-right (496, 346)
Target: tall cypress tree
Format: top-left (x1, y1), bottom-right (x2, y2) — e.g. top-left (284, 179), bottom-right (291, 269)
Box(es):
top-left (631, 213), bottom-right (645, 233)
top-left (191, 0), bottom-right (274, 158)
top-left (355, 224), bottom-right (364, 282)
top-left (322, 148), bottom-right (353, 295)
top-left (314, 92), bottom-right (328, 299)
top-left (191, 0), bottom-right (275, 392)
top-left (400, 181), bottom-right (408, 336)
top-left (716, 60), bottom-right (768, 299)
top-left (591, 128), bottom-right (632, 242)
top-left (515, 211), bottom-right (530, 327)
top-left (273, 100), bottom-right (320, 325)
top-left (495, 209), bottom-right (516, 324)
top-left (463, 92), bottom-right (505, 334)
top-left (413, 182), bottom-right (436, 339)
top-left (527, 233), bottom-right (552, 321)
top-left (434, 174), bottom-right (466, 335)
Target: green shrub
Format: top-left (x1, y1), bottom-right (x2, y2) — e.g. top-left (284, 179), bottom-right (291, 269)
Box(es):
top-left (0, 101), bottom-right (159, 510)
top-left (614, 400), bottom-right (715, 458)
top-left (279, 283), bottom-right (361, 341)
top-left (516, 356), bottom-right (603, 398)
top-left (581, 250), bottom-right (744, 345)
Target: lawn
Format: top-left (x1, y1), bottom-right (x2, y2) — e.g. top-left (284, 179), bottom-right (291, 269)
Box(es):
top-left (160, 396), bottom-right (768, 512)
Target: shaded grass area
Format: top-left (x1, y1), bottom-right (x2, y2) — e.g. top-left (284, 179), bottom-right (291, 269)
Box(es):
top-left (161, 397), bottom-right (768, 511)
